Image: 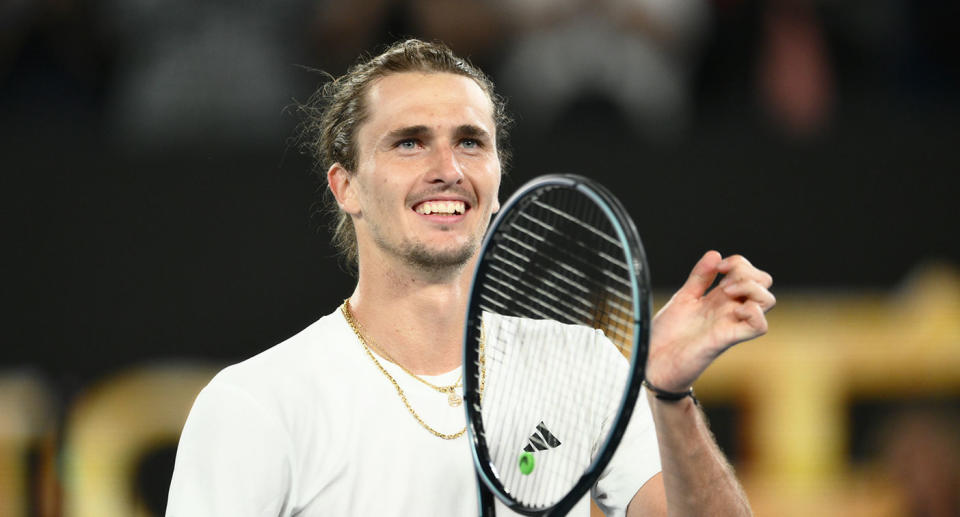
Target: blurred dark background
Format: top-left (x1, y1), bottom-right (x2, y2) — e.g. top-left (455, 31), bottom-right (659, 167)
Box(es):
top-left (4, 0), bottom-right (956, 387)
top-left (2, 0), bottom-right (958, 515)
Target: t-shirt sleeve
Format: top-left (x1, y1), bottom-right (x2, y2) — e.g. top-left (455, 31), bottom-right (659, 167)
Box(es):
top-left (591, 388), bottom-right (662, 517)
top-left (166, 380), bottom-right (295, 517)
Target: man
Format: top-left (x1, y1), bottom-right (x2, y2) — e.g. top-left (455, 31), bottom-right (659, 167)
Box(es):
top-left (167, 39), bottom-right (775, 516)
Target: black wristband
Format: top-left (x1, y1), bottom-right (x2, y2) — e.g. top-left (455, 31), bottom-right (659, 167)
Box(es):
top-left (643, 379), bottom-right (698, 405)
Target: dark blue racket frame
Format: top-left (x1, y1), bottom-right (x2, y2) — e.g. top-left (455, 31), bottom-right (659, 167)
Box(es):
top-left (463, 174), bottom-right (652, 516)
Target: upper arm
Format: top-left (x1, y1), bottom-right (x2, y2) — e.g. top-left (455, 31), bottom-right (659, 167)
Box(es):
top-left (627, 472), bottom-right (667, 517)
top-left (592, 386), bottom-right (663, 516)
top-left (166, 382), bottom-right (294, 517)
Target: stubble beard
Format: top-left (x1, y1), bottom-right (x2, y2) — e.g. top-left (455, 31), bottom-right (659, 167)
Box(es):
top-left (371, 224), bottom-right (482, 274)
top-left (403, 239), bottom-right (477, 270)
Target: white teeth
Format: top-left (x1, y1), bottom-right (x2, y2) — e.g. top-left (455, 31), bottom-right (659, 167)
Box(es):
top-left (415, 201), bottom-right (465, 215)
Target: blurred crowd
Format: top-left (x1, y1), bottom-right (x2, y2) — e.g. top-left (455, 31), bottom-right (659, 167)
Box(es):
top-left (3, 0), bottom-right (956, 152)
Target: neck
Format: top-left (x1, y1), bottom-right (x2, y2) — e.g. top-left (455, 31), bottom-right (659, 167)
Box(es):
top-left (346, 253), bottom-right (477, 375)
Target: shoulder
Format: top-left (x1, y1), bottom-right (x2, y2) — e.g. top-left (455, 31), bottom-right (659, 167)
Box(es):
top-left (210, 307), bottom-right (354, 398)
top-left (170, 307), bottom-right (359, 507)
top-left (183, 306), bottom-right (362, 443)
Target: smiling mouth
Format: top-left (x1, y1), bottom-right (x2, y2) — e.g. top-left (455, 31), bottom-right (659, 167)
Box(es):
top-left (414, 200), bottom-right (467, 215)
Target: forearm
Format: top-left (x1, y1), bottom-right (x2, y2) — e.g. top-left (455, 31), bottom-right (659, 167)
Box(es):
top-left (647, 390), bottom-right (751, 517)
top-left (635, 251), bottom-right (773, 515)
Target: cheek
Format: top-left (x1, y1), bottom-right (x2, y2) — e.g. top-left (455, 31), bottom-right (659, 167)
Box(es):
top-left (356, 159), bottom-right (402, 209)
top-left (488, 166), bottom-right (502, 213)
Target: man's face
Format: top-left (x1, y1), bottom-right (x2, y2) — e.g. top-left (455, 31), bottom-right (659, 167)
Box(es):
top-left (346, 72), bottom-right (502, 271)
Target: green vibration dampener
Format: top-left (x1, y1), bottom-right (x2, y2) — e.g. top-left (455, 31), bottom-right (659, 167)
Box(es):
top-left (518, 452), bottom-right (535, 475)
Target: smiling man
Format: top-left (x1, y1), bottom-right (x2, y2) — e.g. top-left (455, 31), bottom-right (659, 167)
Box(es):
top-left (167, 40), bottom-right (775, 516)
top-left (331, 71), bottom-right (502, 277)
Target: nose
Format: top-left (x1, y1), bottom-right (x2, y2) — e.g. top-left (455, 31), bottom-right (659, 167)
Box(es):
top-left (427, 145), bottom-right (464, 184)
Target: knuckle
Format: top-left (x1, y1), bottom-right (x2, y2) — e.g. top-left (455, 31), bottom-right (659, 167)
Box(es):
top-left (761, 271), bottom-right (774, 287)
top-left (758, 318), bottom-right (769, 334)
top-left (764, 295), bottom-right (777, 311)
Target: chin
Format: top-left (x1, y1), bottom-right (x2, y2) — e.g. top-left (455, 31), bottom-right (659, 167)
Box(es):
top-left (404, 242), bottom-right (477, 270)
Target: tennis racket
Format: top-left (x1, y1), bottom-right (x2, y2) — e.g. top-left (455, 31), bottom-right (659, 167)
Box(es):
top-left (463, 174), bottom-right (652, 516)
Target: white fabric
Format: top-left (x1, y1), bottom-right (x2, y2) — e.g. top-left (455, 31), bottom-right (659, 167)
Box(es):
top-left (481, 313), bottom-right (662, 515)
top-left (167, 308), bottom-right (660, 516)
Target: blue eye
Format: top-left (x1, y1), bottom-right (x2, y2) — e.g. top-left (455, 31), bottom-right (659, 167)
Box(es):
top-left (398, 139), bottom-right (418, 149)
top-left (461, 139), bottom-right (479, 149)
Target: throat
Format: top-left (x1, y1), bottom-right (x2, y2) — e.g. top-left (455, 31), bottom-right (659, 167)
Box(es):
top-left (343, 290), bottom-right (469, 375)
top-left (349, 244), bottom-right (476, 369)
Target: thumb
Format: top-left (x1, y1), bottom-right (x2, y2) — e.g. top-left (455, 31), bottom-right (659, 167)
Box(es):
top-left (677, 250), bottom-right (723, 299)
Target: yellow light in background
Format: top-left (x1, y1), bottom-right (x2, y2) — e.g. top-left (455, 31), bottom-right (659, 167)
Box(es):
top-left (62, 363), bottom-right (220, 517)
top-left (0, 372), bottom-right (56, 517)
top-left (694, 263), bottom-right (960, 517)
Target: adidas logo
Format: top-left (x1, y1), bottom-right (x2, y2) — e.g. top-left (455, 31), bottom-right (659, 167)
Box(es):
top-left (523, 421), bottom-right (562, 452)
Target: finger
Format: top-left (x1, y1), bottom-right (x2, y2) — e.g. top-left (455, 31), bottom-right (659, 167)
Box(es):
top-left (718, 256), bottom-right (773, 289)
top-left (678, 250), bottom-right (723, 299)
top-left (717, 254), bottom-right (752, 274)
top-left (734, 302), bottom-right (768, 335)
top-left (722, 280), bottom-right (777, 312)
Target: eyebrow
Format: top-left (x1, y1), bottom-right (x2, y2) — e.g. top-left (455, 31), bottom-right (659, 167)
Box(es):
top-left (454, 125), bottom-right (491, 141)
top-left (385, 125), bottom-right (430, 140)
top-left (383, 124), bottom-right (492, 141)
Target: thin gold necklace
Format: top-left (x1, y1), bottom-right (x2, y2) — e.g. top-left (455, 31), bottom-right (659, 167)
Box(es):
top-left (360, 327), bottom-right (464, 407)
top-left (341, 299), bottom-right (486, 440)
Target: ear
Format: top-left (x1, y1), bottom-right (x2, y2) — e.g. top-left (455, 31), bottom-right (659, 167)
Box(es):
top-left (327, 163), bottom-right (361, 215)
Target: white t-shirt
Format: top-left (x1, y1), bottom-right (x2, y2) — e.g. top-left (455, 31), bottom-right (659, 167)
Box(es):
top-left (166, 308), bottom-right (660, 516)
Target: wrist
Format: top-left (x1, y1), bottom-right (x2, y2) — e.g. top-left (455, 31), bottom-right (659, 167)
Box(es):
top-left (643, 379), bottom-right (699, 405)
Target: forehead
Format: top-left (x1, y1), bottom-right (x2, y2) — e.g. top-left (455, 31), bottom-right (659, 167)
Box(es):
top-left (360, 72), bottom-right (496, 137)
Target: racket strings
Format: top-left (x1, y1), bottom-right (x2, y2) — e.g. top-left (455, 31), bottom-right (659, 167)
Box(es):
top-left (487, 320), bottom-right (626, 507)
top-left (504, 218), bottom-right (633, 286)
top-left (470, 186), bottom-right (637, 509)
top-left (481, 258), bottom-right (635, 349)
top-left (491, 234), bottom-right (634, 307)
top-left (481, 197), bottom-right (636, 350)
top-left (508, 216), bottom-right (632, 274)
top-left (485, 321), bottom-right (610, 506)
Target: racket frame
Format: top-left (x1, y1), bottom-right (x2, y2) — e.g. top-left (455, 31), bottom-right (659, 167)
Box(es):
top-left (463, 174), bottom-right (652, 516)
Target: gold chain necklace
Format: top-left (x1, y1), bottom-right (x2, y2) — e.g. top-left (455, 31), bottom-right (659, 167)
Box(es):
top-left (362, 329), bottom-right (464, 407)
top-left (341, 300), bottom-right (486, 440)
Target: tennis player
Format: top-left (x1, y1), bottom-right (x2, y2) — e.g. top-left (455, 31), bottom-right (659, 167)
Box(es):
top-left (167, 39), bottom-right (775, 516)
